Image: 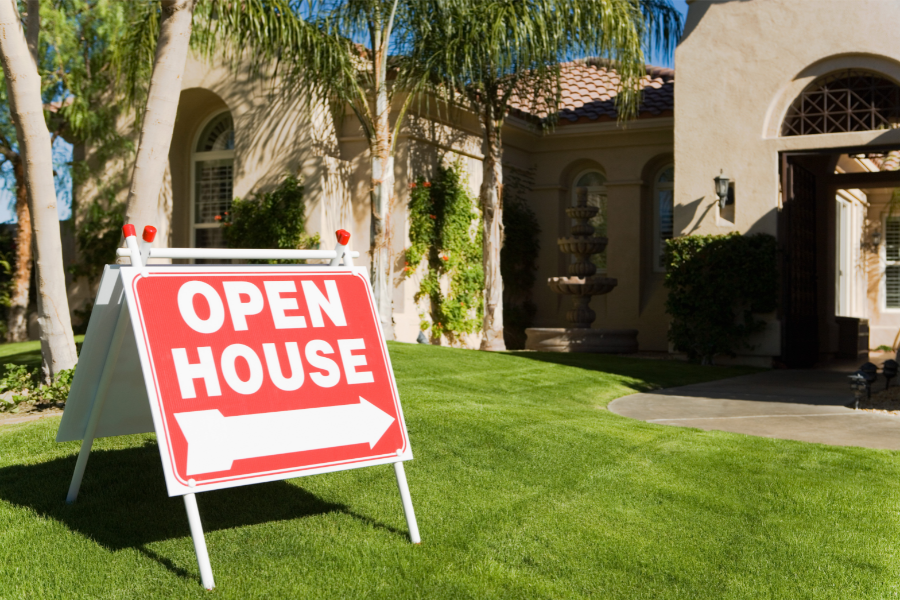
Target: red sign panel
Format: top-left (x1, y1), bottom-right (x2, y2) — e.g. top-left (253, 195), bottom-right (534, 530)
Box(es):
top-left (126, 267), bottom-right (410, 494)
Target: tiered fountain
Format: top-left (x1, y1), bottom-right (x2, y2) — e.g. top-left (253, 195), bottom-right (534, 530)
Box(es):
top-left (524, 190), bottom-right (638, 353)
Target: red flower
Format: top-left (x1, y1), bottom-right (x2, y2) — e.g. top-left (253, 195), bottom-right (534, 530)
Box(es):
top-left (214, 215), bottom-right (222, 221)
top-left (409, 182), bottom-right (417, 189)
top-left (429, 214), bottom-right (436, 219)
top-left (441, 255), bottom-right (449, 261)
top-left (423, 181), bottom-right (431, 188)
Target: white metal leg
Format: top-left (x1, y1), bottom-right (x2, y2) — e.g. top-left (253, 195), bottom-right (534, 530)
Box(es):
top-left (66, 305), bottom-right (130, 504)
top-left (184, 493), bottom-right (215, 590)
top-left (393, 461), bottom-right (420, 544)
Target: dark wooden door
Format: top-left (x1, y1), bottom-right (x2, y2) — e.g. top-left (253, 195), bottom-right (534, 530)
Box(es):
top-left (781, 158), bottom-right (819, 368)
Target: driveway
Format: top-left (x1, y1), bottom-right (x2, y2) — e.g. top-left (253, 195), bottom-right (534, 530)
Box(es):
top-left (608, 369), bottom-right (900, 450)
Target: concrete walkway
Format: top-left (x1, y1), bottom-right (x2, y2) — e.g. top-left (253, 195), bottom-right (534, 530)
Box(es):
top-left (608, 369), bottom-right (900, 450)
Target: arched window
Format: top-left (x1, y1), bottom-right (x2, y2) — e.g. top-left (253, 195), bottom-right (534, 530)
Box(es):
top-left (653, 165), bottom-right (674, 271)
top-left (572, 170), bottom-right (607, 272)
top-left (192, 111), bottom-right (235, 248)
top-left (782, 69), bottom-right (900, 136)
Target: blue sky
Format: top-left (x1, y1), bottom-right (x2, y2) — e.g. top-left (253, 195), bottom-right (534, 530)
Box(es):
top-left (0, 0), bottom-right (689, 224)
top-left (646, 0), bottom-right (689, 68)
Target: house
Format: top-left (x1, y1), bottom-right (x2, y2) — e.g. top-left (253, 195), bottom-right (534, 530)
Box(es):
top-left (73, 0), bottom-right (900, 367)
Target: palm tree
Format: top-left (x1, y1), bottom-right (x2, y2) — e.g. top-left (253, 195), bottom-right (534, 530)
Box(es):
top-left (120, 0), bottom-right (442, 341)
top-left (119, 0), bottom-right (199, 244)
top-left (308, 0), bottom-right (441, 340)
top-left (415, 0), bottom-right (683, 350)
top-left (120, 0), bottom-right (331, 237)
top-left (0, 0), bottom-right (78, 379)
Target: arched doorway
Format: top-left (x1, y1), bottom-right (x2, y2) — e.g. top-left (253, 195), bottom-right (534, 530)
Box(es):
top-left (780, 69), bottom-right (900, 367)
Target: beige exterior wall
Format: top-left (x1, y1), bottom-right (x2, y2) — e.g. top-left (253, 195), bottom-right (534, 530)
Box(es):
top-left (675, 0), bottom-right (900, 363)
top-left (168, 57), bottom-right (502, 347)
top-left (64, 0), bottom-right (900, 359)
top-left (71, 49), bottom-right (677, 350)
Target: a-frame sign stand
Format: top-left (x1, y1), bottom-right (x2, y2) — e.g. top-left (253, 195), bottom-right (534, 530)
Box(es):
top-left (59, 225), bottom-right (420, 590)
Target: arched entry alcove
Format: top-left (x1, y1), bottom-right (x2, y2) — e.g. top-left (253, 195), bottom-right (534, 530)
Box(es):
top-left (169, 88), bottom-right (233, 250)
top-left (777, 68), bottom-right (900, 367)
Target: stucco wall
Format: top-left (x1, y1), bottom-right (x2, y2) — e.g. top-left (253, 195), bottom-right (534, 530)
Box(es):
top-left (675, 0), bottom-right (900, 362)
top-left (72, 49), bottom-right (678, 351)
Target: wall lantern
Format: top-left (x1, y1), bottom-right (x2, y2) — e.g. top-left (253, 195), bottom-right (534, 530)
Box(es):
top-left (714, 171), bottom-right (730, 209)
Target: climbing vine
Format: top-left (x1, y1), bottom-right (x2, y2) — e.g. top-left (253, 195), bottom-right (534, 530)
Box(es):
top-left (406, 164), bottom-right (483, 343)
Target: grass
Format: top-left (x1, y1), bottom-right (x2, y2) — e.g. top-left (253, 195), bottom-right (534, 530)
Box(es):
top-left (0, 335), bottom-right (85, 370)
top-left (0, 342), bottom-right (897, 599)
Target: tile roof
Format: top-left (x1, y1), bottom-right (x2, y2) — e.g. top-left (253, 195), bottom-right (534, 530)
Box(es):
top-left (509, 58), bottom-right (674, 125)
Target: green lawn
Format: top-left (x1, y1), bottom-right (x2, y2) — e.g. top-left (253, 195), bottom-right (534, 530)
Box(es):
top-left (0, 335), bottom-right (85, 370)
top-left (0, 343), bottom-right (897, 599)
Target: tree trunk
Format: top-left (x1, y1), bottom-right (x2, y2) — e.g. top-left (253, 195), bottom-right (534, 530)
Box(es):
top-left (368, 16), bottom-right (395, 340)
top-left (8, 159), bottom-right (33, 342)
top-left (0, 0), bottom-right (77, 379)
top-left (123, 0), bottom-right (196, 235)
top-left (370, 101), bottom-right (395, 340)
top-left (479, 106), bottom-right (506, 351)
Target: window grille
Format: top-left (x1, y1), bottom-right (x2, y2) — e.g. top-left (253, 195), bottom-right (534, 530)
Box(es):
top-left (192, 113), bottom-right (235, 252)
top-left (654, 166), bottom-right (674, 270)
top-left (885, 217), bottom-right (900, 308)
top-left (782, 69), bottom-right (900, 136)
top-left (194, 161), bottom-right (233, 225)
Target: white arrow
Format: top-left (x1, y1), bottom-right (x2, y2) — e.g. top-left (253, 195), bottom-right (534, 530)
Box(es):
top-left (173, 397), bottom-right (396, 476)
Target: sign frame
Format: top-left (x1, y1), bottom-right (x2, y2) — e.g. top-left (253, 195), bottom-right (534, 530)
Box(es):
top-left (58, 226), bottom-right (420, 590)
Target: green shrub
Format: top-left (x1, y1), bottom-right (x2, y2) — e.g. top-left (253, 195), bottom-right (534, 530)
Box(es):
top-left (0, 228), bottom-right (15, 340)
top-left (406, 164), bottom-right (484, 343)
top-left (0, 364), bottom-right (76, 413)
top-left (665, 233), bottom-right (778, 364)
top-left (36, 367), bottom-right (76, 404)
top-left (223, 175), bottom-right (320, 263)
top-left (501, 168), bottom-right (540, 350)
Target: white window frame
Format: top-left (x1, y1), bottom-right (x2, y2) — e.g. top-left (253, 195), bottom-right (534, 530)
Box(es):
top-left (571, 169), bottom-right (608, 274)
top-left (653, 164), bottom-right (674, 273)
top-left (190, 110), bottom-right (235, 250)
top-left (882, 214), bottom-right (900, 312)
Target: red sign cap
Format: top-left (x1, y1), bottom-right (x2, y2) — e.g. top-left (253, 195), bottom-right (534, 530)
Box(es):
top-left (122, 224), bottom-right (136, 238)
top-left (143, 225), bottom-right (157, 243)
top-left (336, 229), bottom-right (351, 245)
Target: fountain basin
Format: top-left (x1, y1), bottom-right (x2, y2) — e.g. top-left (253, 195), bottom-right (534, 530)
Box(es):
top-left (566, 206), bottom-right (599, 220)
top-left (548, 276), bottom-right (618, 296)
top-left (524, 328), bottom-right (639, 353)
top-left (557, 237), bottom-right (607, 256)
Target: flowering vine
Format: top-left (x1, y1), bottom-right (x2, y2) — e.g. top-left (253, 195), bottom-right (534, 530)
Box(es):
top-left (406, 164), bottom-right (483, 342)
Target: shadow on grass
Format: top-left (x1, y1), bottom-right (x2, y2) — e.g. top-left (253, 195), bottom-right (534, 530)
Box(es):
top-left (506, 351), bottom-right (760, 392)
top-left (0, 440), bottom-right (403, 581)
